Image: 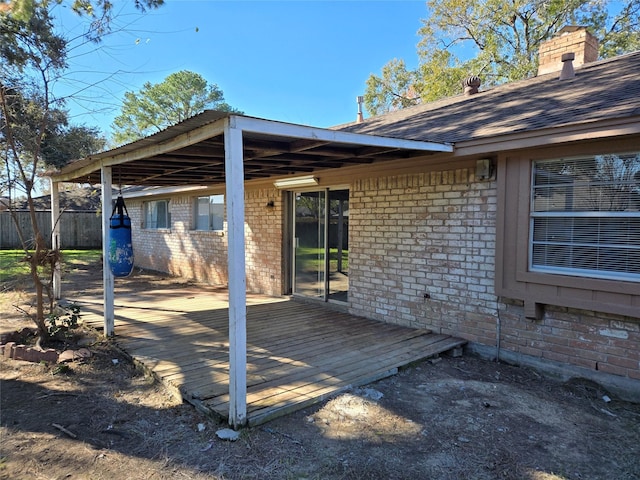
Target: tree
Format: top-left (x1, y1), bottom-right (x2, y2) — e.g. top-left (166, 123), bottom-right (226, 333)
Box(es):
top-left (0, 0), bottom-right (161, 345)
top-left (364, 0), bottom-right (640, 116)
top-left (2, 85), bottom-right (105, 197)
top-left (365, 59), bottom-right (421, 113)
top-left (112, 70), bottom-right (241, 144)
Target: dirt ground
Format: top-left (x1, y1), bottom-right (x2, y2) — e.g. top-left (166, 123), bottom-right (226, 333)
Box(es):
top-left (1, 263), bottom-right (640, 480)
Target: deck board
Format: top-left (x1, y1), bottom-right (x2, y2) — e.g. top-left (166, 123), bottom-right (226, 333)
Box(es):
top-left (78, 286), bottom-right (465, 426)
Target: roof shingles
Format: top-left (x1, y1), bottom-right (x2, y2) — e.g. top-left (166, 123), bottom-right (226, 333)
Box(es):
top-left (337, 51), bottom-right (640, 144)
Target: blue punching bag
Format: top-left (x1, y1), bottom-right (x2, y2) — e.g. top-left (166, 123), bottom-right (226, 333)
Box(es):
top-left (109, 196), bottom-right (134, 277)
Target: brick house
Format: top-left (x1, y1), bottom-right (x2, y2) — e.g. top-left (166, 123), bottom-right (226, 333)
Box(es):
top-left (50, 27), bottom-right (640, 406)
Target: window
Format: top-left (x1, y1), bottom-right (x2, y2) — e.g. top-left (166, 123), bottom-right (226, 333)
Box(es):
top-left (194, 195), bottom-right (224, 231)
top-left (530, 153), bottom-right (640, 282)
top-left (143, 200), bottom-right (170, 229)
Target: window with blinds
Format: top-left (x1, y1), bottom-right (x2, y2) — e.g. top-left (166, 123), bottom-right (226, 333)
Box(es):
top-left (530, 153), bottom-right (640, 282)
top-left (194, 195), bottom-right (224, 231)
top-left (143, 200), bottom-right (170, 229)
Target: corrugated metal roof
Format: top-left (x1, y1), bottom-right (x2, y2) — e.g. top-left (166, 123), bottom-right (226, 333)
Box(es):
top-left (51, 113), bottom-right (451, 186)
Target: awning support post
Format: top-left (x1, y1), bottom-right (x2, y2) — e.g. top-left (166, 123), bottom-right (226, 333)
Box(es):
top-left (101, 166), bottom-right (115, 337)
top-left (224, 117), bottom-right (248, 428)
top-left (50, 179), bottom-right (61, 299)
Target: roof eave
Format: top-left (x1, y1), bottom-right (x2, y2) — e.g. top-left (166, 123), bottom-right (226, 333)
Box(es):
top-left (453, 115), bottom-right (640, 157)
top-left (49, 113), bottom-right (231, 183)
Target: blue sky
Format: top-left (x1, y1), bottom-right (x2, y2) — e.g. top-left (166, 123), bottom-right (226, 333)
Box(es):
top-left (53, 1), bottom-right (429, 138)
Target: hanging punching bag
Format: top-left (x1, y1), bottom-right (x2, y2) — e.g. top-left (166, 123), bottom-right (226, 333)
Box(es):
top-left (109, 196), bottom-right (134, 277)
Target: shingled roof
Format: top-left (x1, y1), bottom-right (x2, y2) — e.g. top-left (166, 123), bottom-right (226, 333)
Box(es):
top-left (336, 51), bottom-right (640, 145)
top-left (11, 188), bottom-right (102, 211)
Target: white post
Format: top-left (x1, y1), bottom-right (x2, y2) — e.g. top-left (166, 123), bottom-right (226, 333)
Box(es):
top-left (224, 117), bottom-right (247, 428)
top-left (49, 179), bottom-right (61, 299)
top-left (101, 166), bottom-right (115, 337)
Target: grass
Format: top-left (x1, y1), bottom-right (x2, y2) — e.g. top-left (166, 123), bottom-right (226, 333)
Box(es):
top-left (60, 249), bottom-right (102, 266)
top-left (296, 247), bottom-right (349, 272)
top-left (0, 249), bottom-right (101, 284)
top-left (1, 249), bottom-right (101, 331)
top-left (0, 250), bottom-right (29, 282)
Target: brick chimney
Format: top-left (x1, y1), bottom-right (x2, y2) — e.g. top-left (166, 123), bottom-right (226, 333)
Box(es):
top-left (537, 26), bottom-right (599, 76)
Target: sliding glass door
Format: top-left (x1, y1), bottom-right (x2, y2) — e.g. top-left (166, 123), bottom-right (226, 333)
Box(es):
top-left (293, 189), bottom-right (348, 302)
top-left (294, 190), bottom-right (326, 298)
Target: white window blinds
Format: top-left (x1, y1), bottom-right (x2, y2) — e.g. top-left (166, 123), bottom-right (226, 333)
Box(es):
top-left (530, 154), bottom-right (640, 282)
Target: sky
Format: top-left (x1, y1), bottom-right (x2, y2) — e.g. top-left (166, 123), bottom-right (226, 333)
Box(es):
top-left (52, 0), bottom-right (430, 139)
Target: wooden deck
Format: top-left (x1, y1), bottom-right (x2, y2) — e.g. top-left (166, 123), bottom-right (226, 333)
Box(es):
top-left (78, 286), bottom-right (466, 426)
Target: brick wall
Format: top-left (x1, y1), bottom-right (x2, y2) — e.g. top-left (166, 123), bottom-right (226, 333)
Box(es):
top-left (349, 169), bottom-right (498, 343)
top-left (127, 187), bottom-right (283, 296)
top-left (348, 167), bottom-right (640, 384)
top-left (499, 300), bottom-right (640, 382)
top-left (245, 188), bottom-right (283, 295)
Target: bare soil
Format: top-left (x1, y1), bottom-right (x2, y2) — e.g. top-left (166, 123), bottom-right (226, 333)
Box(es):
top-left (1, 263), bottom-right (640, 480)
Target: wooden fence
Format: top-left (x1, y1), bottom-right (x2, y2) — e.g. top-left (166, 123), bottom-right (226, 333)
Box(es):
top-left (0, 211), bottom-right (102, 249)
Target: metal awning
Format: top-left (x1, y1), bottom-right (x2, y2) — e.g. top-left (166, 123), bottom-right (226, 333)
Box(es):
top-left (50, 111), bottom-right (452, 186)
top-left (48, 111), bottom-right (452, 429)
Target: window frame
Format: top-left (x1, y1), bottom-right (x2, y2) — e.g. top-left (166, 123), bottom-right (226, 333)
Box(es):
top-left (143, 199), bottom-right (171, 230)
top-left (193, 194), bottom-right (225, 232)
top-left (494, 140), bottom-right (640, 319)
top-left (528, 154), bottom-right (640, 283)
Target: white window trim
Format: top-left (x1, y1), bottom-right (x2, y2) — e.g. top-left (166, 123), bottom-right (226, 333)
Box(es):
top-left (143, 199), bottom-right (171, 230)
top-left (193, 194), bottom-right (225, 232)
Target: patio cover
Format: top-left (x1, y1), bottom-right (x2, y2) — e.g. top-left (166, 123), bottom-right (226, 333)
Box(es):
top-left (48, 111), bottom-right (453, 427)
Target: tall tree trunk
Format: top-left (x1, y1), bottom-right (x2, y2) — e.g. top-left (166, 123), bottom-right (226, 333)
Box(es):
top-left (29, 213), bottom-right (50, 347)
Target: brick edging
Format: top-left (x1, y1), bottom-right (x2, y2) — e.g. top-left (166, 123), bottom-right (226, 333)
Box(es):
top-left (1, 341), bottom-right (59, 363)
